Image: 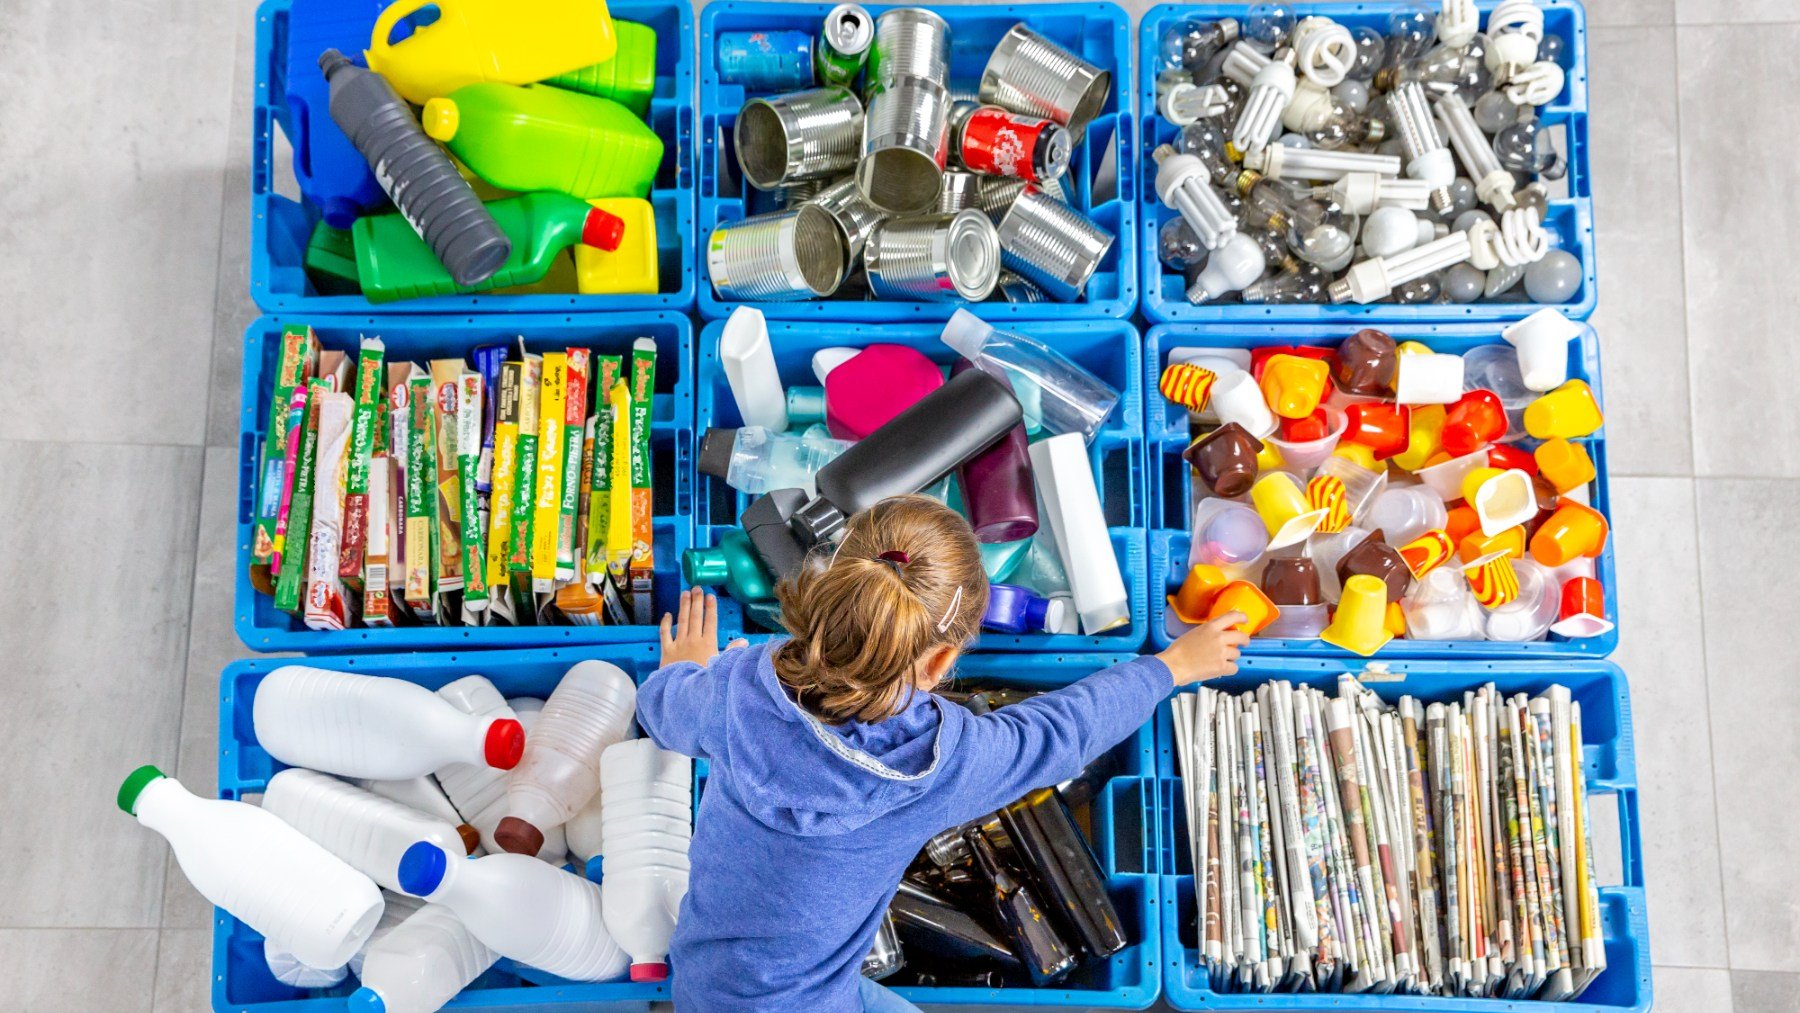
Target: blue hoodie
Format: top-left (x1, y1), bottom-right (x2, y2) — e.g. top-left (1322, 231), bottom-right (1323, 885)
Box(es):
top-left (635, 640), bottom-right (1173, 1012)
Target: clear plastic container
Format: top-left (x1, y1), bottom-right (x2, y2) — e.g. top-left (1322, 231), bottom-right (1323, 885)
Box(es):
top-left (939, 310), bottom-right (1119, 442)
top-left (433, 676), bottom-right (568, 863)
top-left (702, 425), bottom-right (851, 497)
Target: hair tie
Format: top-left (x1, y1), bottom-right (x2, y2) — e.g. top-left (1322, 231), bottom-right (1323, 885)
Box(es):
top-left (876, 549), bottom-right (909, 574)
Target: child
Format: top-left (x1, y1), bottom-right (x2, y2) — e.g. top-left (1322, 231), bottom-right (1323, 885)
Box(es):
top-left (638, 495), bottom-right (1247, 1011)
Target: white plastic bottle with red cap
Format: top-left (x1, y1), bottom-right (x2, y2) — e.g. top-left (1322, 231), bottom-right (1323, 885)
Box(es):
top-left (495, 661), bottom-right (637, 856)
top-left (252, 665), bottom-right (525, 779)
top-left (598, 739), bottom-right (693, 982)
top-left (433, 677), bottom-right (568, 862)
top-left (347, 894), bottom-right (499, 1013)
top-left (117, 765), bottom-right (385, 970)
top-left (262, 769), bottom-right (479, 893)
top-left (395, 841), bottom-right (628, 981)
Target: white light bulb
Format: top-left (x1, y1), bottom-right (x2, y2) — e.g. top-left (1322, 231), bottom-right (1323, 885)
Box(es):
top-left (1329, 230), bottom-right (1473, 303)
top-left (1281, 79), bottom-right (1337, 133)
top-left (1229, 60), bottom-right (1298, 160)
top-left (1434, 91), bottom-right (1516, 211)
top-left (1154, 145), bottom-right (1239, 252)
top-left (1504, 60), bottom-right (1565, 106)
top-left (1361, 205), bottom-right (1425, 259)
top-left (1465, 206), bottom-right (1549, 269)
top-left (1320, 172), bottom-right (1434, 214)
top-left (1187, 232), bottom-right (1267, 303)
top-left (1160, 81), bottom-right (1232, 126)
top-left (1291, 17), bottom-right (1356, 87)
top-left (1248, 145), bottom-right (1401, 182)
top-left (1436, 0), bottom-right (1480, 49)
top-left (1384, 81), bottom-right (1456, 213)
top-left (1220, 41), bottom-right (1274, 87)
top-left (1485, 0), bottom-right (1544, 82)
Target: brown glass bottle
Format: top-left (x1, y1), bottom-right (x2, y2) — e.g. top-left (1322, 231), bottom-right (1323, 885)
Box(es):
top-left (999, 788), bottom-right (1127, 958)
top-left (965, 828), bottom-right (1078, 985)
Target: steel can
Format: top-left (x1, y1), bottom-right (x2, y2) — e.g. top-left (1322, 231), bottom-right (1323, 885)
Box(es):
top-left (996, 187), bottom-right (1113, 301)
top-left (815, 4), bottom-right (874, 86)
top-left (978, 24), bottom-right (1112, 140)
top-left (707, 205), bottom-right (848, 300)
top-left (954, 104), bottom-right (1073, 183)
top-left (718, 30), bottom-right (815, 91)
top-left (734, 86), bottom-right (864, 190)
top-left (865, 210), bottom-right (1001, 303)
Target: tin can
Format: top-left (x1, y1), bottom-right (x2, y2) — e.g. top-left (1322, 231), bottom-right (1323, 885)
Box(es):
top-left (734, 86), bottom-right (864, 191)
top-left (857, 76), bottom-right (951, 215)
top-left (815, 4), bottom-right (874, 86)
top-left (996, 187), bottom-right (1113, 301)
top-left (867, 7), bottom-right (950, 87)
top-left (935, 170), bottom-right (980, 214)
top-left (979, 24), bottom-right (1111, 140)
top-left (973, 173), bottom-right (1067, 223)
top-left (707, 205), bottom-right (848, 300)
top-left (865, 210), bottom-right (1001, 302)
top-left (954, 104), bottom-right (1073, 183)
top-left (718, 30), bottom-right (815, 91)
top-left (810, 176), bottom-right (889, 261)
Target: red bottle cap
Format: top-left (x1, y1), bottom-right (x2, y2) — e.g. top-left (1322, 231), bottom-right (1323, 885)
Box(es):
top-left (630, 962), bottom-right (670, 982)
top-left (582, 207), bottom-right (627, 251)
top-left (484, 718), bottom-right (526, 769)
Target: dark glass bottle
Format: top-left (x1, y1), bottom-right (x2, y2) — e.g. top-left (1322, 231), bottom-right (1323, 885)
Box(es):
top-left (1000, 788), bottom-right (1127, 958)
top-left (965, 828), bottom-right (1078, 985)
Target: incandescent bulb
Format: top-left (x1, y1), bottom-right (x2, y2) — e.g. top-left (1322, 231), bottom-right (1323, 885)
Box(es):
top-left (1176, 120), bottom-right (1241, 185)
top-left (1346, 26), bottom-right (1384, 81)
top-left (1382, 1), bottom-right (1438, 74)
top-left (1524, 249), bottom-right (1580, 303)
top-left (1241, 261), bottom-right (1330, 303)
top-left (1443, 262), bottom-right (1486, 303)
top-left (1245, 2), bottom-right (1297, 53)
top-left (1162, 18), bottom-right (1242, 73)
top-left (1392, 274), bottom-right (1442, 303)
top-left (1159, 216), bottom-right (1208, 271)
top-left (1473, 91), bottom-right (1524, 133)
top-left (1334, 78), bottom-right (1370, 114)
top-left (1493, 119), bottom-right (1564, 179)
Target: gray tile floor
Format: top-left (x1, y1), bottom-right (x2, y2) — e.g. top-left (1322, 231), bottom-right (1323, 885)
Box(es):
top-left (1, 0), bottom-right (1794, 1009)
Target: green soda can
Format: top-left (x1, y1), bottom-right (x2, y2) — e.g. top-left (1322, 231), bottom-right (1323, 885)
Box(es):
top-left (814, 4), bottom-right (873, 87)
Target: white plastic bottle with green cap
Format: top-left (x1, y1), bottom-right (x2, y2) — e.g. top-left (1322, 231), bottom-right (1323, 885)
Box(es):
top-left (117, 765), bottom-right (385, 969)
top-left (432, 676), bottom-right (569, 863)
top-left (251, 665), bottom-right (527, 780)
top-left (494, 660), bottom-right (637, 857)
top-left (395, 841), bottom-right (628, 981)
top-left (262, 768), bottom-right (479, 893)
top-left (348, 897), bottom-right (499, 1013)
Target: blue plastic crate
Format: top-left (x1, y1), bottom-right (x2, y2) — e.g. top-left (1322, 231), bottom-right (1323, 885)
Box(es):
top-left (250, 0), bottom-right (697, 314)
top-left (1152, 656), bottom-right (1651, 1012)
top-left (1138, 0), bottom-right (1596, 324)
top-left (234, 313), bottom-right (694, 653)
top-left (1144, 322), bottom-right (1618, 658)
top-left (692, 318), bottom-right (1149, 652)
top-left (695, 1), bottom-right (1138, 321)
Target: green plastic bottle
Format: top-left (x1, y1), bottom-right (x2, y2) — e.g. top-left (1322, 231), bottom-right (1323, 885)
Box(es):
top-left (304, 221), bottom-right (362, 295)
top-left (421, 82), bottom-right (662, 200)
top-left (353, 192), bottom-right (624, 303)
top-left (682, 529), bottom-right (777, 603)
top-left (545, 20), bottom-right (658, 118)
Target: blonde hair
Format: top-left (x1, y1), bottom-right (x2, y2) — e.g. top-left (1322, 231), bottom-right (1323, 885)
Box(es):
top-left (774, 496), bottom-right (988, 724)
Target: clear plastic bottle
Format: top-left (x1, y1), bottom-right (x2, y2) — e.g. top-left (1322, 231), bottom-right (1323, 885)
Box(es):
top-left (697, 425), bottom-right (851, 497)
top-left (598, 740), bottom-right (693, 981)
top-left (119, 765), bottom-right (383, 970)
top-left (262, 769), bottom-right (477, 893)
top-left (939, 310), bottom-right (1119, 443)
top-left (348, 899), bottom-right (500, 1012)
top-left (251, 666), bottom-right (525, 781)
top-left (496, 661), bottom-right (637, 856)
top-left (396, 842), bottom-right (628, 981)
top-left (433, 676), bottom-right (568, 862)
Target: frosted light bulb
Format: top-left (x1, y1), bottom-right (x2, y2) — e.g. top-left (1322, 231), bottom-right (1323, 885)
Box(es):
top-left (1246, 2), bottom-right (1297, 53)
top-left (1382, 2), bottom-right (1438, 74)
top-left (1187, 232), bottom-right (1267, 303)
top-left (1277, 132), bottom-right (1311, 149)
top-left (1385, 81), bottom-right (1457, 214)
top-left (1473, 91), bottom-right (1523, 133)
top-left (1435, 91), bottom-right (1516, 210)
top-left (1220, 41), bottom-right (1274, 87)
top-left (1282, 79), bottom-right (1337, 133)
top-left (1524, 249), bottom-right (1581, 303)
top-left (1504, 60), bottom-right (1565, 106)
top-left (1443, 261), bottom-right (1486, 302)
top-left (1241, 261), bottom-right (1329, 303)
top-left (1161, 18), bottom-right (1242, 72)
top-left (1437, 0), bottom-right (1480, 48)
top-left (1453, 208), bottom-right (1494, 234)
top-left (1493, 118), bottom-right (1564, 179)
top-left (1347, 27), bottom-right (1384, 81)
top-left (1161, 81), bottom-right (1232, 126)
top-left (1484, 0), bottom-right (1544, 82)
top-left (1176, 120), bottom-right (1241, 186)
top-left (1466, 206), bottom-right (1549, 269)
top-left (1441, 176), bottom-right (1478, 218)
top-left (1320, 173), bottom-right (1433, 214)
top-left (1229, 60), bottom-right (1298, 160)
top-left (1334, 78), bottom-right (1370, 113)
top-left (1159, 216), bottom-right (1208, 271)
top-left (1291, 17), bottom-right (1356, 87)
top-left (1486, 261), bottom-right (1526, 297)
top-left (1244, 144), bottom-right (1400, 182)
top-left (1330, 230), bottom-right (1473, 303)
top-left (1361, 205), bottom-right (1427, 259)
top-left (1154, 144), bottom-right (1239, 251)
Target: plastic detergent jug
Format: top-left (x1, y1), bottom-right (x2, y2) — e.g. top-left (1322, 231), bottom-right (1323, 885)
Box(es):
top-left (262, 768), bottom-right (476, 893)
top-left (545, 19), bottom-right (659, 117)
top-left (422, 83), bottom-right (662, 199)
top-left (349, 901), bottom-right (499, 1013)
top-left (598, 739), bottom-right (692, 981)
top-left (119, 766), bottom-right (384, 970)
top-left (353, 192), bottom-right (625, 303)
top-left (433, 676), bottom-right (569, 862)
top-left (283, 0), bottom-right (390, 227)
top-left (495, 661), bottom-right (637, 856)
top-left (251, 665), bottom-right (525, 779)
top-left (573, 197), bottom-right (660, 295)
top-left (364, 0), bottom-right (619, 105)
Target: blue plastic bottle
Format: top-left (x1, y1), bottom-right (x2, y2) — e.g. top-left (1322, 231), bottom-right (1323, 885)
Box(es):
top-left (284, 0), bottom-right (392, 228)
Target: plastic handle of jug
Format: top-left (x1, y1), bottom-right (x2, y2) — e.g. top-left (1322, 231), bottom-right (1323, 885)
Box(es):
top-left (369, 0), bottom-right (438, 64)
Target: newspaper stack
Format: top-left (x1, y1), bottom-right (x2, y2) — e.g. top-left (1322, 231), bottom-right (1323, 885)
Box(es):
top-left (1170, 672), bottom-right (1607, 1000)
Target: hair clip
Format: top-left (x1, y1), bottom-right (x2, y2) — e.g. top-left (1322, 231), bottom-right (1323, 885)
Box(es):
top-left (936, 584), bottom-right (964, 634)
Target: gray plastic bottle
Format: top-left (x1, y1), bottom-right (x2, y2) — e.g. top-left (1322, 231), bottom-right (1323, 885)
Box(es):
top-left (320, 50), bottom-right (511, 287)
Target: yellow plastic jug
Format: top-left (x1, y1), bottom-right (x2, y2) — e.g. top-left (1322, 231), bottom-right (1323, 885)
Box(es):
top-left (575, 198), bottom-right (659, 295)
top-left (366, 0), bottom-right (619, 105)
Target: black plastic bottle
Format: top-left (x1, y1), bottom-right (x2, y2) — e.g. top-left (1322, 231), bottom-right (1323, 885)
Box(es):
top-left (965, 827), bottom-right (1078, 985)
top-left (792, 367), bottom-right (1023, 546)
top-left (320, 50), bottom-right (511, 287)
top-left (739, 487), bottom-right (812, 582)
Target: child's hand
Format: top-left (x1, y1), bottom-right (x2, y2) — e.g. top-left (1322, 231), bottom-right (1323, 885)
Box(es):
top-left (1157, 612), bottom-right (1250, 686)
top-left (660, 588), bottom-right (748, 668)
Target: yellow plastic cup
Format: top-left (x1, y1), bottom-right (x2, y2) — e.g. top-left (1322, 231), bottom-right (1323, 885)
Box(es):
top-left (1259, 354), bottom-right (1331, 420)
top-left (1320, 573), bottom-right (1394, 656)
top-left (1523, 380), bottom-right (1604, 440)
top-left (1167, 564), bottom-right (1231, 625)
top-left (1391, 403), bottom-right (1446, 473)
top-left (1534, 438), bottom-right (1596, 494)
top-left (1251, 472), bottom-right (1327, 549)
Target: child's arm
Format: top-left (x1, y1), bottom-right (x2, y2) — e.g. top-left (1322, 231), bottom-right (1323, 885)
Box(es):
top-left (638, 589), bottom-right (747, 759)
top-left (943, 613), bottom-right (1247, 821)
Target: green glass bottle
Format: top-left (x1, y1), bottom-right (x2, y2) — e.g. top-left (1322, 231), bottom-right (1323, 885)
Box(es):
top-left (682, 529), bottom-right (777, 603)
top-left (544, 20), bottom-right (659, 118)
top-left (352, 192), bottom-right (624, 303)
top-left (422, 82), bottom-right (662, 199)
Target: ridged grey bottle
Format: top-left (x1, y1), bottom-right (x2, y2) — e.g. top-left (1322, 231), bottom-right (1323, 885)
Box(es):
top-left (320, 50), bottom-right (510, 288)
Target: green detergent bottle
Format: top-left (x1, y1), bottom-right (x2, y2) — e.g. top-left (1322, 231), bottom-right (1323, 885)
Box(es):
top-left (682, 529), bottom-right (777, 603)
top-left (421, 82), bottom-right (662, 200)
top-left (545, 20), bottom-right (658, 118)
top-left (353, 192), bottom-right (625, 303)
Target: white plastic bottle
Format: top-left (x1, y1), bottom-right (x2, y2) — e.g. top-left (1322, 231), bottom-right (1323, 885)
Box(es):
top-left (396, 842), bottom-right (628, 981)
top-left (496, 661), bottom-right (637, 856)
top-left (263, 769), bottom-right (478, 893)
top-left (352, 776), bottom-right (465, 829)
top-left (433, 677), bottom-right (568, 863)
top-left (263, 939), bottom-right (349, 988)
top-left (252, 665), bottom-right (525, 779)
top-left (720, 305), bottom-right (789, 431)
top-left (119, 765), bottom-right (384, 969)
top-left (348, 891), bottom-right (424, 980)
top-left (348, 896), bottom-right (499, 1013)
top-left (1028, 434), bottom-right (1129, 635)
top-left (598, 739), bottom-right (693, 981)
top-left (564, 724), bottom-right (634, 864)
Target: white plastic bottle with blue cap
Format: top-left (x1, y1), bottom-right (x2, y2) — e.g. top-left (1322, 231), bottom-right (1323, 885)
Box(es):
top-left (251, 665), bottom-right (526, 780)
top-left (347, 896), bottom-right (499, 1012)
top-left (395, 840), bottom-right (628, 981)
top-left (117, 764), bottom-right (385, 970)
top-left (598, 739), bottom-right (693, 981)
top-left (262, 768), bottom-right (479, 893)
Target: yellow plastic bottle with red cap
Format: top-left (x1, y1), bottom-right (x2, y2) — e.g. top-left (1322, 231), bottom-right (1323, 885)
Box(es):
top-left (366, 0), bottom-right (619, 105)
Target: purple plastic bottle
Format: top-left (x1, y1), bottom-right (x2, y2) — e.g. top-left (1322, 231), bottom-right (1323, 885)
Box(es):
top-left (951, 358), bottom-right (1038, 543)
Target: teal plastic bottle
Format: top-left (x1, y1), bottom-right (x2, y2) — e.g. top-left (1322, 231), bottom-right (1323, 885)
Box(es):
top-left (682, 529), bottom-right (777, 603)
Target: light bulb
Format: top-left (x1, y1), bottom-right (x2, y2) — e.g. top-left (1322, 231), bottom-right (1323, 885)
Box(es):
top-left (1486, 261), bottom-right (1525, 297)
top-left (1443, 261), bottom-right (1486, 302)
top-left (1504, 60), bottom-right (1565, 107)
top-left (1160, 80), bottom-right (1232, 126)
top-left (1435, 91), bottom-right (1516, 210)
top-left (1291, 16), bottom-right (1356, 87)
top-left (1390, 43), bottom-right (1493, 106)
top-left (1484, 0), bottom-right (1544, 82)
top-left (1329, 230), bottom-right (1473, 303)
top-left (1242, 261), bottom-right (1330, 303)
top-left (1385, 81), bottom-right (1457, 213)
top-left (1346, 26), bottom-right (1384, 81)
top-left (1154, 144), bottom-right (1239, 251)
top-left (1334, 78), bottom-right (1371, 113)
top-left (1465, 205), bottom-right (1548, 269)
top-left (1493, 118), bottom-right (1564, 179)
top-left (1473, 90), bottom-right (1523, 133)
top-left (1303, 96), bottom-right (1390, 150)
top-left (1159, 216), bottom-right (1208, 270)
top-left (1228, 60), bottom-right (1298, 160)
top-left (1381, 1), bottom-right (1438, 75)
top-left (1537, 33), bottom-right (1566, 66)
top-left (1392, 273), bottom-right (1442, 303)
top-left (1161, 18), bottom-right (1242, 73)
top-left (1282, 79), bottom-right (1336, 133)
top-left (1246, 226), bottom-right (1290, 268)
top-left (1361, 204), bottom-right (1430, 259)
top-left (1514, 180), bottom-right (1550, 216)
top-left (1524, 249), bottom-right (1581, 303)
top-left (1187, 232), bottom-right (1267, 303)
top-left (1436, 0), bottom-right (1480, 49)
top-left (1319, 172), bottom-right (1434, 214)
top-left (1245, 2), bottom-right (1297, 53)
top-left (1244, 144), bottom-right (1400, 182)
top-left (1440, 176), bottom-right (1478, 219)
top-left (1238, 173), bottom-right (1360, 270)
top-left (1176, 120), bottom-right (1242, 186)
top-left (1220, 40), bottom-right (1274, 87)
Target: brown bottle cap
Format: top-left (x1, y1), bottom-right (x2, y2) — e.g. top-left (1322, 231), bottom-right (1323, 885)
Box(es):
top-left (494, 816), bottom-right (545, 857)
top-left (456, 823), bottom-right (482, 856)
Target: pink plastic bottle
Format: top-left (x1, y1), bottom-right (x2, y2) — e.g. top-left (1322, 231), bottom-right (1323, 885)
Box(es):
top-left (823, 344), bottom-right (944, 441)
